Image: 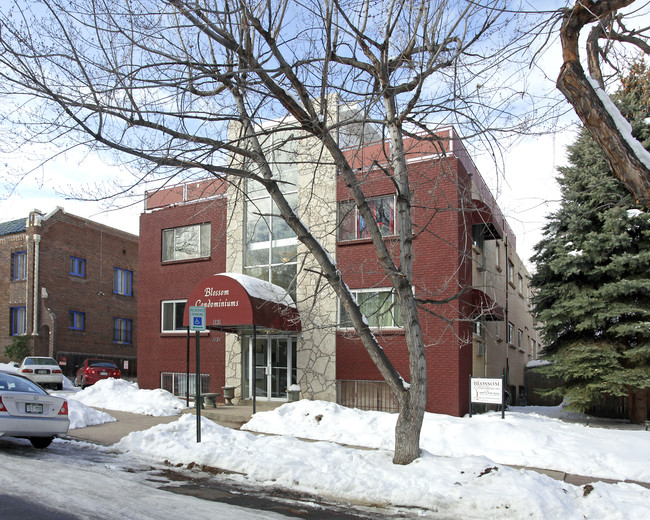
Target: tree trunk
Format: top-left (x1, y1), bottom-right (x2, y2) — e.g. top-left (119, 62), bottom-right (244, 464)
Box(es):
top-left (628, 387), bottom-right (648, 424)
top-left (557, 0), bottom-right (650, 207)
top-left (393, 387), bottom-right (425, 464)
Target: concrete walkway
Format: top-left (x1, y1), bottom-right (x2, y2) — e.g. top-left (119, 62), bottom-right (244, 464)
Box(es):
top-left (66, 404), bottom-right (650, 490)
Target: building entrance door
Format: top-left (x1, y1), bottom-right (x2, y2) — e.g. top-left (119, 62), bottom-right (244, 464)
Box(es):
top-left (243, 335), bottom-right (296, 400)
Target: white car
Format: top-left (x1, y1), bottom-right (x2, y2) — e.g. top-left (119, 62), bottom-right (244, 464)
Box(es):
top-left (18, 357), bottom-right (64, 390)
top-left (0, 370), bottom-right (69, 448)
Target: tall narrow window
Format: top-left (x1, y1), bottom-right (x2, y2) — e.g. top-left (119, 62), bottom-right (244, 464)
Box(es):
top-left (113, 268), bottom-right (133, 296)
top-left (507, 259), bottom-right (515, 285)
top-left (244, 130), bottom-right (298, 299)
top-left (69, 311), bottom-right (85, 331)
top-left (507, 322), bottom-right (515, 345)
top-left (11, 251), bottom-right (27, 280)
top-left (70, 256), bottom-right (86, 277)
top-left (113, 317), bottom-right (132, 344)
top-left (10, 307), bottom-right (26, 335)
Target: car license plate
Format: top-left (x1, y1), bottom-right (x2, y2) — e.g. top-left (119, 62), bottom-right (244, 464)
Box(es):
top-left (100, 371), bottom-right (108, 376)
top-left (26, 403), bottom-right (43, 414)
top-left (36, 369), bottom-right (49, 374)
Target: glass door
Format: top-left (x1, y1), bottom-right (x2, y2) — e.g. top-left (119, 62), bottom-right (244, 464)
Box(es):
top-left (243, 335), bottom-right (296, 400)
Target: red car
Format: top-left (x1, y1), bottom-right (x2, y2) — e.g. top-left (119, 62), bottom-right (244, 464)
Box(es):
top-left (74, 359), bottom-right (121, 389)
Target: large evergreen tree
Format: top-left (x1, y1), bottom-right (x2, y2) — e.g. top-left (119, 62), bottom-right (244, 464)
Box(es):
top-left (531, 63), bottom-right (650, 423)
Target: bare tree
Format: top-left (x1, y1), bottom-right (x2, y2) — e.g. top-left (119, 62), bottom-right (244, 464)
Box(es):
top-left (0, 0), bottom-right (540, 464)
top-left (556, 0), bottom-right (650, 206)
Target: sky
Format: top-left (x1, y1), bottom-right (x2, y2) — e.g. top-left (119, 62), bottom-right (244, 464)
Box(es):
top-left (2, 366), bottom-right (648, 519)
top-left (0, 3), bottom-right (584, 271)
top-left (0, 126), bottom-right (572, 269)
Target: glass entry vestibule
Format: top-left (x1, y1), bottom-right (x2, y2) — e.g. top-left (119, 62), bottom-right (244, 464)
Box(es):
top-left (242, 335), bottom-right (297, 400)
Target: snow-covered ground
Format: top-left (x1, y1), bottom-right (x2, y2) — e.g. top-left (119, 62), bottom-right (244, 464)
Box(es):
top-left (2, 363), bottom-right (648, 518)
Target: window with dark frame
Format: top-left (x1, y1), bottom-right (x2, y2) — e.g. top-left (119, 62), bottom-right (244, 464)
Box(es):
top-left (69, 256), bottom-right (86, 277)
top-left (113, 268), bottom-right (133, 296)
top-left (11, 251), bottom-right (27, 280)
top-left (69, 311), bottom-right (85, 331)
top-left (10, 307), bottom-right (26, 335)
top-left (113, 317), bottom-right (132, 344)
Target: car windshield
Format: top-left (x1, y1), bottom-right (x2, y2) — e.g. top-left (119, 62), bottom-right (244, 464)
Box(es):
top-left (89, 361), bottom-right (117, 369)
top-left (24, 357), bottom-right (58, 366)
top-left (0, 373), bottom-right (47, 394)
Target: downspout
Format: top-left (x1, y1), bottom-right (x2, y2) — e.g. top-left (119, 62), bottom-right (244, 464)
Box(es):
top-left (32, 234), bottom-right (41, 336)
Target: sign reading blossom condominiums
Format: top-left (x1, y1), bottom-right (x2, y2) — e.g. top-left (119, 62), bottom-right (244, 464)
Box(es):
top-left (469, 376), bottom-right (506, 419)
top-left (182, 273), bottom-right (302, 333)
top-left (470, 377), bottom-right (503, 404)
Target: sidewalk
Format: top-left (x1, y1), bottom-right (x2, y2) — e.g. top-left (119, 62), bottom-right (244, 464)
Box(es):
top-left (66, 404), bottom-right (650, 490)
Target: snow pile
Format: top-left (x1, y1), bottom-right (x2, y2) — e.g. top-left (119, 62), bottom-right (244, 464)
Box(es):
top-left (243, 401), bottom-right (650, 482)
top-left (117, 413), bottom-right (650, 519)
top-left (65, 379), bottom-right (186, 417)
top-left (67, 400), bottom-right (116, 430)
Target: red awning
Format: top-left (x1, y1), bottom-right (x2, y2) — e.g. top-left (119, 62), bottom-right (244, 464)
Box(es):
top-left (469, 288), bottom-right (504, 321)
top-left (182, 273), bottom-right (301, 333)
top-left (472, 199), bottom-right (503, 240)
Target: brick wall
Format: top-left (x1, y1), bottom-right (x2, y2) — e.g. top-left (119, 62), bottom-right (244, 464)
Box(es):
top-left (137, 196), bottom-right (228, 393)
top-left (38, 211), bottom-right (138, 376)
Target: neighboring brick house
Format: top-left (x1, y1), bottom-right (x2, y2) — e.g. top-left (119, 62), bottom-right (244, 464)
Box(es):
top-left (138, 122), bottom-right (541, 416)
top-left (0, 208), bottom-right (138, 379)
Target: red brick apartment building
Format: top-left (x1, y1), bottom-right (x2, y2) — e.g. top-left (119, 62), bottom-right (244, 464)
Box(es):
top-left (138, 125), bottom-right (540, 416)
top-left (0, 208), bottom-right (138, 378)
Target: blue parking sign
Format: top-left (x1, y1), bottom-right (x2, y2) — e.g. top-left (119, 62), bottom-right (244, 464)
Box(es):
top-left (189, 306), bottom-right (206, 331)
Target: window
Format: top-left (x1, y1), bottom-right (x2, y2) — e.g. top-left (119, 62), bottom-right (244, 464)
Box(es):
top-left (162, 223), bottom-right (211, 262)
top-left (113, 317), bottom-right (132, 344)
top-left (517, 273), bottom-right (524, 295)
top-left (244, 135), bottom-right (298, 298)
top-left (69, 311), bottom-right (85, 331)
top-left (472, 225), bottom-right (484, 250)
top-left (517, 329), bottom-right (523, 350)
top-left (10, 307), bottom-right (26, 335)
top-left (339, 289), bottom-right (402, 329)
top-left (495, 243), bottom-right (501, 270)
top-left (69, 256), bottom-right (85, 277)
top-left (11, 251), bottom-right (27, 281)
top-left (531, 339), bottom-right (537, 358)
top-left (473, 318), bottom-right (485, 338)
top-left (507, 259), bottom-right (515, 285)
top-left (161, 300), bottom-right (187, 332)
top-left (338, 195), bottom-right (396, 241)
top-left (113, 268), bottom-right (133, 296)
top-left (507, 321), bottom-right (515, 345)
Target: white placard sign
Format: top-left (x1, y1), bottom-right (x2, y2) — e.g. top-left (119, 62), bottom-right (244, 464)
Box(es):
top-left (470, 377), bottom-right (503, 405)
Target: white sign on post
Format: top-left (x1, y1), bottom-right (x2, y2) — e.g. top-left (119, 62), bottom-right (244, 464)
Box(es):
top-left (189, 306), bottom-right (206, 331)
top-left (470, 377), bottom-right (503, 405)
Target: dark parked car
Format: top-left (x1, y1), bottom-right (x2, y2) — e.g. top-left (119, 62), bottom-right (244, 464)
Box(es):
top-left (75, 359), bottom-right (122, 389)
top-left (0, 370), bottom-right (69, 449)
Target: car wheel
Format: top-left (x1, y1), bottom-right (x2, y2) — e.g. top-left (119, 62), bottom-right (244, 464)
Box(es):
top-left (29, 437), bottom-right (53, 449)
top-left (81, 378), bottom-right (87, 389)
